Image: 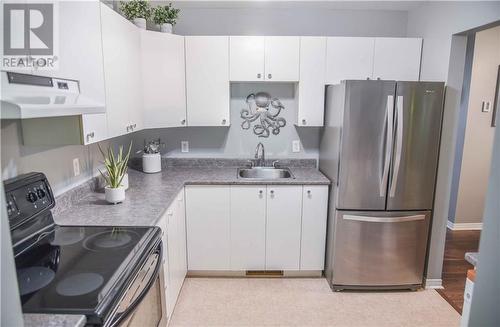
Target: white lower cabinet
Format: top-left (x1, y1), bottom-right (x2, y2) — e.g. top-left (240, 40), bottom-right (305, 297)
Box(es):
top-left (230, 185), bottom-right (266, 270)
top-left (265, 186), bottom-right (303, 270)
top-left (185, 184), bottom-right (327, 272)
top-left (185, 185), bottom-right (231, 270)
top-left (300, 186), bottom-right (329, 270)
top-left (156, 189), bottom-right (187, 321)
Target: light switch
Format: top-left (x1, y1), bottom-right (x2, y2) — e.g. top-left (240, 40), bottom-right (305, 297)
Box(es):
top-left (181, 141), bottom-right (189, 153)
top-left (292, 140), bottom-right (300, 153)
top-left (73, 158), bottom-right (80, 176)
top-left (482, 101), bottom-right (491, 113)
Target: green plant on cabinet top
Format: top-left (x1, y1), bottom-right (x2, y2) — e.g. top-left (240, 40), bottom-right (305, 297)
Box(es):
top-left (152, 3), bottom-right (180, 26)
top-left (120, 0), bottom-right (152, 20)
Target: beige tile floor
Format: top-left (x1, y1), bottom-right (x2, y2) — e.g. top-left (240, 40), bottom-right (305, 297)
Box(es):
top-left (170, 278), bottom-right (460, 327)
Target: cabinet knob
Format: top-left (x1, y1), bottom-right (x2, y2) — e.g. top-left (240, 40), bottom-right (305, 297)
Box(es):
top-left (270, 190), bottom-right (274, 196)
top-left (257, 73), bottom-right (262, 79)
top-left (181, 119), bottom-right (186, 125)
top-left (126, 125), bottom-right (130, 132)
top-left (307, 190), bottom-right (312, 195)
top-left (133, 123), bottom-right (137, 128)
top-left (302, 119), bottom-right (307, 125)
top-left (259, 190), bottom-right (263, 195)
top-left (87, 132), bottom-right (95, 141)
top-left (267, 73), bottom-right (272, 79)
top-left (222, 119), bottom-right (227, 125)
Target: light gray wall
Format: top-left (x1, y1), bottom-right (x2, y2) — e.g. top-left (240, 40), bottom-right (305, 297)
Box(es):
top-left (1, 120), bottom-right (134, 196)
top-left (468, 99), bottom-right (500, 325)
top-left (172, 7), bottom-right (408, 37)
top-left (134, 83), bottom-right (320, 159)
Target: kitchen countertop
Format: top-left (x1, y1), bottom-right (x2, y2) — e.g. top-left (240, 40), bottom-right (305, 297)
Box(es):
top-left (54, 166), bottom-right (330, 227)
top-left (23, 314), bottom-right (86, 327)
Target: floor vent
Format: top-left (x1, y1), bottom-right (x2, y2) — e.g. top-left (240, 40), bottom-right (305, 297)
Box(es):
top-left (246, 270), bottom-right (284, 277)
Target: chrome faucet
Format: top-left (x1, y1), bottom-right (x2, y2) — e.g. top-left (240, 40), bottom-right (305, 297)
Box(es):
top-left (254, 142), bottom-right (265, 167)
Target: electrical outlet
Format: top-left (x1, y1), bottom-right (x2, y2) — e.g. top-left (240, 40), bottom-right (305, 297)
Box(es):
top-left (181, 141), bottom-right (189, 153)
top-left (292, 140), bottom-right (300, 153)
top-left (73, 158), bottom-right (80, 176)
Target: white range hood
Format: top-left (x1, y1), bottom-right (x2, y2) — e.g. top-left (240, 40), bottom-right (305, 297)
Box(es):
top-left (1, 72), bottom-right (105, 119)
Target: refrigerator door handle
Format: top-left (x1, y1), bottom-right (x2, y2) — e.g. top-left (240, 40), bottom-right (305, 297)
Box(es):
top-left (492, 65), bottom-right (500, 128)
top-left (343, 214), bottom-right (426, 223)
top-left (380, 95), bottom-right (394, 197)
top-left (389, 95), bottom-right (404, 198)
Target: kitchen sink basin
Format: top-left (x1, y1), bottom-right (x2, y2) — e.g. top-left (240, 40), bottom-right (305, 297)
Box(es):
top-left (237, 167), bottom-right (294, 179)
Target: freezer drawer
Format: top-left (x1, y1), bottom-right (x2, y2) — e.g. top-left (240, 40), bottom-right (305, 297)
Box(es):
top-left (331, 210), bottom-right (430, 288)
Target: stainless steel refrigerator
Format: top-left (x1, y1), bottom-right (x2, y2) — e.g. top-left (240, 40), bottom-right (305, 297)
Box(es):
top-left (320, 80), bottom-right (445, 291)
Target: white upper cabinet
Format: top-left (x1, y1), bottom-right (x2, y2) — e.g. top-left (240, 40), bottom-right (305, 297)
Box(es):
top-left (100, 4), bottom-right (142, 138)
top-left (372, 37), bottom-right (422, 81)
top-left (141, 31), bottom-right (187, 129)
top-left (326, 37), bottom-right (375, 84)
top-left (266, 186), bottom-right (303, 270)
top-left (230, 36), bottom-right (265, 82)
top-left (264, 37), bottom-right (300, 81)
top-left (230, 186), bottom-right (266, 270)
top-left (185, 36), bottom-right (230, 127)
top-left (229, 36), bottom-right (300, 82)
top-left (298, 37), bottom-right (327, 126)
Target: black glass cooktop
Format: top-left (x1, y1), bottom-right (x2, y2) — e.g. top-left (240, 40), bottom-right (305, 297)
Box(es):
top-left (15, 225), bottom-right (156, 315)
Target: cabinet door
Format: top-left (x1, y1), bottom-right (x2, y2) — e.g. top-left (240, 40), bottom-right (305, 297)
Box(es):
top-left (298, 37), bottom-right (326, 127)
top-left (81, 114), bottom-right (107, 145)
top-left (266, 186), bottom-right (302, 270)
top-left (264, 37), bottom-right (300, 81)
top-left (165, 207), bottom-right (178, 317)
top-left (372, 38), bottom-right (422, 81)
top-left (185, 36), bottom-right (230, 126)
top-left (176, 190), bottom-right (187, 280)
top-left (326, 37), bottom-right (375, 84)
top-left (300, 186), bottom-right (328, 270)
top-left (230, 186), bottom-right (266, 270)
top-left (141, 31), bottom-right (186, 128)
top-left (230, 36), bottom-right (265, 82)
top-left (185, 186), bottom-right (231, 270)
top-left (100, 4), bottom-right (140, 137)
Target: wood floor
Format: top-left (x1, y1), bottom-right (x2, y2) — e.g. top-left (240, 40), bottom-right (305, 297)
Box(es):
top-left (437, 229), bottom-right (481, 314)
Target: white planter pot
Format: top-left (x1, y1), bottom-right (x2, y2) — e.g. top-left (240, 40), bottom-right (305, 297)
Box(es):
top-left (159, 23), bottom-right (173, 33)
top-left (133, 18), bottom-right (147, 29)
top-left (105, 186), bottom-right (126, 204)
top-left (121, 173), bottom-right (129, 190)
top-left (142, 153), bottom-right (162, 173)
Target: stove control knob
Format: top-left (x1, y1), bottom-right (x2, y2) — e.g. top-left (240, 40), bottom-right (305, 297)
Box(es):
top-left (26, 192), bottom-right (38, 203)
top-left (36, 188), bottom-right (46, 199)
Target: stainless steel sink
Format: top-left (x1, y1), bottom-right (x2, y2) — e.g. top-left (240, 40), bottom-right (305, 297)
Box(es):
top-left (237, 167), bottom-right (294, 179)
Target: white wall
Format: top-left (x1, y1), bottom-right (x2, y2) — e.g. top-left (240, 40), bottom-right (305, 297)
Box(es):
top-left (135, 83), bottom-right (320, 159)
top-left (407, 1), bottom-right (500, 81)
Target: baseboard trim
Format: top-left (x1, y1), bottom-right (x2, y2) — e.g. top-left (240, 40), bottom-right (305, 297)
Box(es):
top-left (425, 278), bottom-right (444, 289)
top-left (447, 220), bottom-right (483, 230)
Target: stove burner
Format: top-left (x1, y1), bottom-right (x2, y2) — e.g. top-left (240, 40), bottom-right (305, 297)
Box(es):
top-left (51, 227), bottom-right (85, 246)
top-left (56, 272), bottom-right (104, 297)
top-left (83, 229), bottom-right (139, 252)
top-left (17, 266), bottom-right (55, 295)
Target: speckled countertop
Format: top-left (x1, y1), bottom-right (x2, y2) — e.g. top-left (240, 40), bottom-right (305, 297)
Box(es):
top-left (23, 314), bottom-right (86, 327)
top-left (53, 164), bottom-right (330, 227)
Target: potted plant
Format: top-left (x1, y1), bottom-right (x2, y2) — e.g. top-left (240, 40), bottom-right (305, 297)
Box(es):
top-left (120, 0), bottom-right (152, 29)
top-left (139, 138), bottom-right (164, 173)
top-left (99, 142), bottom-right (132, 204)
top-left (152, 3), bottom-right (180, 33)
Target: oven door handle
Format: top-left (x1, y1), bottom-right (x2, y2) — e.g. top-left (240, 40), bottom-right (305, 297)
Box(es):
top-left (107, 242), bottom-right (163, 327)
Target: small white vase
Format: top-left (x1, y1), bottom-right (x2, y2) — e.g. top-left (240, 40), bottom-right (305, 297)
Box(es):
top-left (143, 153), bottom-right (162, 173)
top-left (105, 186), bottom-right (126, 204)
top-left (121, 173), bottom-right (129, 190)
top-left (159, 23), bottom-right (173, 33)
top-left (133, 18), bottom-right (147, 29)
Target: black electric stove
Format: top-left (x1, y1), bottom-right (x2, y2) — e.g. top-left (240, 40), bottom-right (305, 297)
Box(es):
top-left (4, 173), bottom-right (162, 326)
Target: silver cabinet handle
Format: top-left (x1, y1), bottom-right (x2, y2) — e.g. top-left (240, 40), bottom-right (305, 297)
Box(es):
top-left (181, 119), bottom-right (186, 125)
top-left (257, 73), bottom-right (262, 79)
top-left (221, 119), bottom-right (227, 125)
top-left (126, 125), bottom-right (130, 132)
top-left (267, 73), bottom-right (272, 79)
top-left (302, 119), bottom-right (307, 125)
top-left (307, 190), bottom-right (311, 195)
top-left (86, 132), bottom-right (95, 142)
top-left (389, 95), bottom-right (404, 198)
top-left (380, 95), bottom-right (394, 197)
top-left (133, 123), bottom-right (137, 128)
top-left (259, 190), bottom-right (263, 195)
top-left (269, 190), bottom-right (274, 196)
top-left (344, 214), bottom-right (425, 223)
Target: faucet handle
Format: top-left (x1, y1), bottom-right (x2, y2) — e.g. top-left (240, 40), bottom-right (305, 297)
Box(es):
top-left (247, 160), bottom-right (254, 168)
top-left (272, 160), bottom-right (280, 168)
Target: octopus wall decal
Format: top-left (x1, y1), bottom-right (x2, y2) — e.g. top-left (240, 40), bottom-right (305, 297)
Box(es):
top-left (240, 92), bottom-right (286, 138)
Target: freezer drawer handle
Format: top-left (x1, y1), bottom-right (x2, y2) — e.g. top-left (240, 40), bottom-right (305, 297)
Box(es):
top-left (343, 214), bottom-right (425, 223)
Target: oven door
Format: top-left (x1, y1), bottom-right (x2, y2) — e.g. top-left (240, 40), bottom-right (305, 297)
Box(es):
top-left (105, 242), bottom-right (167, 327)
